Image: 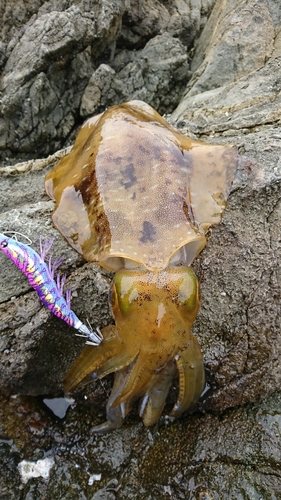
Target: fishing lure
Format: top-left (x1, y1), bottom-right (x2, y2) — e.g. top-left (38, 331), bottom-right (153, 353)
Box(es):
top-left (0, 232), bottom-right (103, 346)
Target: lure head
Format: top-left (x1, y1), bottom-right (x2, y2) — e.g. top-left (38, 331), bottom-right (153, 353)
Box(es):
top-left (0, 233), bottom-right (26, 268)
top-left (0, 233), bottom-right (9, 252)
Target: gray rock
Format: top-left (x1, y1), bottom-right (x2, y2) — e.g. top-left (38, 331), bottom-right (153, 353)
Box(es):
top-left (80, 64), bottom-right (117, 117)
top-left (80, 33), bottom-right (189, 116)
top-left (195, 132), bottom-right (281, 412)
top-left (171, 56), bottom-right (281, 134)
top-left (169, 1), bottom-right (281, 417)
top-left (0, 155), bottom-right (112, 396)
top-left (182, 0), bottom-right (280, 97)
top-left (0, 1), bottom-right (127, 160)
top-left (1, 0), bottom-right (281, 498)
top-left (0, 0), bottom-right (215, 161)
top-left (118, 0), bottom-right (216, 49)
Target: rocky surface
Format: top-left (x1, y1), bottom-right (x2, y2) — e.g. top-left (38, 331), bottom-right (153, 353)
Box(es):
top-left (182, 0), bottom-right (281, 97)
top-left (1, 390), bottom-right (281, 499)
top-left (80, 32), bottom-right (189, 117)
top-left (1, 0), bottom-right (281, 499)
top-left (0, 0), bottom-right (214, 161)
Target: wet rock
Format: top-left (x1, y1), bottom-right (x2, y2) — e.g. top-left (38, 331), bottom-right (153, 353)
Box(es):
top-left (1, 391), bottom-right (281, 498)
top-left (140, 392), bottom-right (281, 498)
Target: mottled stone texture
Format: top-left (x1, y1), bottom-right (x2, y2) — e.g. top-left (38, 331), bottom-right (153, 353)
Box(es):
top-left (1, 0), bottom-right (281, 498)
top-left (0, 0), bottom-right (214, 161)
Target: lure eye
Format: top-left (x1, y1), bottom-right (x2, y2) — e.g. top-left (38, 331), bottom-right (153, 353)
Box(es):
top-left (1, 240), bottom-right (8, 248)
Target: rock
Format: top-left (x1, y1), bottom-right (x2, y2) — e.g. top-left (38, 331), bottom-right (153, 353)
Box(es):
top-left (195, 140), bottom-right (281, 411)
top-left (1, 0), bottom-right (281, 497)
top-left (80, 33), bottom-right (189, 116)
top-left (118, 0), bottom-right (216, 49)
top-left (80, 64), bottom-right (117, 117)
top-left (0, 251), bottom-right (112, 396)
top-left (0, 0), bottom-right (215, 161)
top-left (169, 0), bottom-right (281, 414)
top-left (1, 389), bottom-right (281, 498)
top-left (0, 1), bottom-right (127, 160)
top-left (171, 57), bottom-right (281, 134)
top-left (182, 0), bottom-right (279, 97)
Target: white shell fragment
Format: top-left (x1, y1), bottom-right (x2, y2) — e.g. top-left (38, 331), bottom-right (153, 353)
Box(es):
top-left (18, 457), bottom-right (55, 484)
top-left (88, 473), bottom-right (102, 485)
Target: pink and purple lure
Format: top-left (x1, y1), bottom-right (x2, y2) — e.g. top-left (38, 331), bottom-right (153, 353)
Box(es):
top-left (0, 232), bottom-right (103, 346)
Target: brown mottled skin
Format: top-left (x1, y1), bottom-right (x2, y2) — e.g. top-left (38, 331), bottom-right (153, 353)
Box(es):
top-left (45, 100), bottom-right (237, 431)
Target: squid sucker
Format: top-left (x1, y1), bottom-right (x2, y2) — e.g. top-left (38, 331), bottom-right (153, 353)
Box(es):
top-left (38, 100), bottom-right (238, 431)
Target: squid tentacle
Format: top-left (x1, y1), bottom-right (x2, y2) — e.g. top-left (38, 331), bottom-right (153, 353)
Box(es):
top-left (171, 335), bottom-right (205, 418)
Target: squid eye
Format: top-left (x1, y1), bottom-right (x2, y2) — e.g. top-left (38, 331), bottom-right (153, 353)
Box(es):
top-left (177, 271), bottom-right (199, 319)
top-left (108, 283), bottom-right (118, 314)
top-left (178, 287), bottom-right (197, 310)
top-left (1, 240), bottom-right (8, 248)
